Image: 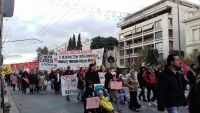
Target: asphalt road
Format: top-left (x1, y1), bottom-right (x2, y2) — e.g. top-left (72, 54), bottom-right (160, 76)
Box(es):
top-left (9, 85), bottom-right (189, 113)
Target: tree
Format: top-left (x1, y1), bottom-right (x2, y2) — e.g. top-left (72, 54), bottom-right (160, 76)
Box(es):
top-left (43, 46), bottom-right (49, 55)
top-left (67, 38), bottom-right (72, 50)
top-left (77, 33), bottom-right (82, 50)
top-left (72, 34), bottom-right (76, 50)
top-left (90, 36), bottom-right (118, 50)
top-left (36, 46), bottom-right (49, 61)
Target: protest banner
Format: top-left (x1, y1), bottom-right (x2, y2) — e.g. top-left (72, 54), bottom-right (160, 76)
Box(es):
top-left (98, 72), bottom-right (105, 85)
top-left (110, 81), bottom-right (122, 90)
top-left (11, 61), bottom-right (39, 73)
top-left (86, 97), bottom-right (100, 110)
top-left (57, 48), bottom-right (104, 68)
top-left (39, 55), bottom-right (57, 71)
top-left (61, 74), bottom-right (78, 96)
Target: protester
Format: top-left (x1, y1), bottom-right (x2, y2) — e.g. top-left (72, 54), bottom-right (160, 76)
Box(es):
top-left (77, 67), bottom-right (85, 102)
top-left (11, 73), bottom-right (18, 91)
top-left (104, 68), bottom-right (113, 91)
top-left (38, 71), bottom-right (46, 94)
top-left (49, 70), bottom-right (55, 90)
top-left (63, 66), bottom-right (74, 101)
top-left (157, 54), bottom-right (187, 113)
top-left (137, 67), bottom-right (147, 102)
top-left (127, 70), bottom-right (141, 112)
top-left (143, 64), bottom-right (157, 106)
top-left (109, 74), bottom-right (121, 112)
top-left (21, 71), bottom-right (29, 94)
top-left (85, 64), bottom-right (100, 88)
top-left (29, 70), bottom-right (37, 94)
top-left (17, 70), bottom-right (23, 91)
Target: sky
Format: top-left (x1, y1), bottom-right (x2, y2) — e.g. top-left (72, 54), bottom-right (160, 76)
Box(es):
top-left (3, 0), bottom-right (200, 64)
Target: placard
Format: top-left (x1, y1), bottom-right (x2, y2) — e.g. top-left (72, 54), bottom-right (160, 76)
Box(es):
top-left (110, 81), bottom-right (122, 90)
top-left (39, 55), bottom-right (57, 71)
top-left (86, 97), bottom-right (100, 110)
top-left (98, 72), bottom-right (105, 85)
top-left (61, 75), bottom-right (78, 96)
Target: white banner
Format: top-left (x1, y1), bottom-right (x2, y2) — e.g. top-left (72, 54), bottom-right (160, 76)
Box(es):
top-left (39, 55), bottom-right (57, 71)
top-left (61, 75), bottom-right (78, 96)
top-left (57, 48), bottom-right (104, 68)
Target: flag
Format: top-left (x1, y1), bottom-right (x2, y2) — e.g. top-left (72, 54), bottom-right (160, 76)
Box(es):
top-left (179, 59), bottom-right (189, 76)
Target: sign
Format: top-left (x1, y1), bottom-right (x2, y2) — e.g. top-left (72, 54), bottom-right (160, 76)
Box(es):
top-left (179, 59), bottom-right (189, 76)
top-left (110, 81), bottom-right (122, 90)
top-left (98, 72), bottom-right (105, 85)
top-left (1, 64), bottom-right (12, 75)
top-left (57, 48), bottom-right (104, 68)
top-left (86, 97), bottom-right (100, 110)
top-left (39, 55), bottom-right (57, 71)
top-left (61, 75), bottom-right (78, 96)
top-left (11, 61), bottom-right (39, 73)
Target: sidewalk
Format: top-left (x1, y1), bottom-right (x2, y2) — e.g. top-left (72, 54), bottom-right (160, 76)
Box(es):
top-left (6, 87), bottom-right (20, 113)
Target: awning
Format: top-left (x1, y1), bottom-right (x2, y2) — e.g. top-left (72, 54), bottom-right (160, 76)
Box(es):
top-left (143, 24), bottom-right (154, 31)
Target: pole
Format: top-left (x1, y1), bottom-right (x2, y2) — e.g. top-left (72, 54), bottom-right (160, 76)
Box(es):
top-left (177, 0), bottom-right (181, 57)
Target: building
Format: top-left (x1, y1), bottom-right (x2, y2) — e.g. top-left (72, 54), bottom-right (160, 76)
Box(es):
top-left (183, 10), bottom-right (200, 57)
top-left (54, 38), bottom-right (91, 53)
top-left (117, 0), bottom-right (199, 68)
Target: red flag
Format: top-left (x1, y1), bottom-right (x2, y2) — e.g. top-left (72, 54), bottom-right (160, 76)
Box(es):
top-left (179, 59), bottom-right (189, 76)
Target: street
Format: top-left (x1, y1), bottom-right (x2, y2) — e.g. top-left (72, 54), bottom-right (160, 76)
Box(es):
top-left (8, 85), bottom-right (189, 113)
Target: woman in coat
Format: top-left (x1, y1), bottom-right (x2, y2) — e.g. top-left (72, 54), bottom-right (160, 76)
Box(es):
top-left (127, 70), bottom-right (141, 112)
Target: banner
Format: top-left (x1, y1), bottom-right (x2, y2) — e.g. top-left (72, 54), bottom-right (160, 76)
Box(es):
top-left (110, 81), bottom-right (122, 90)
top-left (86, 97), bottom-right (100, 110)
top-left (98, 72), bottom-right (105, 85)
top-left (179, 59), bottom-right (189, 76)
top-left (61, 74), bottom-right (78, 96)
top-left (57, 48), bottom-right (104, 68)
top-left (39, 55), bottom-right (57, 71)
top-left (11, 61), bottom-right (39, 73)
top-left (1, 64), bottom-right (12, 75)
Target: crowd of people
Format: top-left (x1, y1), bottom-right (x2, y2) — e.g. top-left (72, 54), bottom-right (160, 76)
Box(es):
top-left (3, 54), bottom-right (200, 113)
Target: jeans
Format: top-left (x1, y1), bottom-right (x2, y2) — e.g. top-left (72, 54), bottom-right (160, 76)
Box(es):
top-left (138, 87), bottom-right (146, 100)
top-left (147, 85), bottom-right (156, 102)
top-left (167, 107), bottom-right (178, 113)
top-left (77, 89), bottom-right (83, 101)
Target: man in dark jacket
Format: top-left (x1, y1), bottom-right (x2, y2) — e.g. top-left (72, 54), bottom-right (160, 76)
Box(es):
top-left (29, 70), bottom-right (37, 94)
top-left (85, 64), bottom-right (100, 87)
top-left (157, 54), bottom-right (187, 113)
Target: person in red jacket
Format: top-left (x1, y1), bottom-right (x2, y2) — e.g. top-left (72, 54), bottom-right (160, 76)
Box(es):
top-left (143, 64), bottom-right (157, 106)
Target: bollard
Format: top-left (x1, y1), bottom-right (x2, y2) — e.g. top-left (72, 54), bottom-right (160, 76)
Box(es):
top-left (4, 102), bottom-right (11, 113)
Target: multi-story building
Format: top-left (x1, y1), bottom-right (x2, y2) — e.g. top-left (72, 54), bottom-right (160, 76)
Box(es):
top-left (54, 38), bottom-right (91, 53)
top-left (183, 10), bottom-right (200, 57)
top-left (117, 0), bottom-right (199, 68)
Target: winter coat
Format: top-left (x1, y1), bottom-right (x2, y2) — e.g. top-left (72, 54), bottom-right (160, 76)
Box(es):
top-left (85, 70), bottom-right (100, 88)
top-left (29, 74), bottom-right (37, 84)
top-left (143, 71), bottom-right (156, 86)
top-left (11, 76), bottom-right (18, 85)
top-left (157, 66), bottom-right (187, 111)
top-left (127, 76), bottom-right (139, 92)
top-left (77, 71), bottom-right (85, 90)
top-left (137, 71), bottom-right (146, 87)
top-left (104, 72), bottom-right (113, 90)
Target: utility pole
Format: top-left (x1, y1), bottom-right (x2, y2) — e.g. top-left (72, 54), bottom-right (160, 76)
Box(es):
top-left (177, 0), bottom-right (181, 57)
top-left (0, 0), bottom-right (3, 66)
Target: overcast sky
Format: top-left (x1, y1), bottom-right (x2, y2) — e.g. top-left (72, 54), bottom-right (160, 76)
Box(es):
top-left (3, 0), bottom-right (200, 64)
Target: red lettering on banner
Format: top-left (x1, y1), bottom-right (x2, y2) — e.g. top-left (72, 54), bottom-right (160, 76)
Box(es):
top-left (59, 50), bottom-right (92, 56)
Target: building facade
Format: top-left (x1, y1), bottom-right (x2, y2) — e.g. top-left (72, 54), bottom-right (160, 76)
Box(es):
top-left (117, 0), bottom-right (199, 68)
top-left (183, 10), bottom-right (200, 57)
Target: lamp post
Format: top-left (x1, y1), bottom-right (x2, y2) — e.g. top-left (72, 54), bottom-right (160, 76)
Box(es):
top-left (177, 0), bottom-right (181, 57)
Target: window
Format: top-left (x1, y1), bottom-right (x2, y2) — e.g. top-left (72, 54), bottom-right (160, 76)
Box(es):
top-left (120, 59), bottom-right (124, 65)
top-left (144, 34), bottom-right (154, 42)
top-left (155, 20), bottom-right (162, 29)
top-left (168, 18), bottom-right (172, 26)
top-left (126, 49), bottom-right (133, 55)
top-left (155, 31), bottom-right (162, 39)
top-left (126, 40), bottom-right (133, 46)
top-left (158, 53), bottom-right (164, 60)
top-left (155, 42), bottom-right (163, 50)
top-left (169, 41), bottom-right (173, 50)
top-left (120, 50), bottom-right (124, 56)
top-left (192, 29), bottom-right (200, 42)
top-left (169, 29), bottom-right (173, 37)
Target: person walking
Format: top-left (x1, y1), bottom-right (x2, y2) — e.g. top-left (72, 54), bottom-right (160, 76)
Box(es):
top-left (157, 54), bottom-right (187, 113)
top-left (21, 71), bottom-right (29, 94)
top-left (77, 67), bottom-right (85, 102)
top-left (127, 70), bottom-right (141, 112)
top-left (63, 66), bottom-right (74, 101)
top-left (53, 69), bottom-right (60, 94)
top-left (143, 64), bottom-right (157, 106)
top-left (11, 73), bottom-right (18, 91)
top-left (29, 70), bottom-right (37, 94)
top-left (38, 71), bottom-right (46, 94)
top-left (137, 67), bottom-right (147, 102)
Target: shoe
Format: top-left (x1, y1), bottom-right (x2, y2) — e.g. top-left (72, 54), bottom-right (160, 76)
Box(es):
top-left (143, 99), bottom-right (147, 102)
top-left (152, 102), bottom-right (157, 106)
top-left (148, 102), bottom-right (152, 106)
top-left (138, 96), bottom-right (142, 100)
top-left (129, 106), bottom-right (134, 110)
top-left (134, 108), bottom-right (139, 112)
